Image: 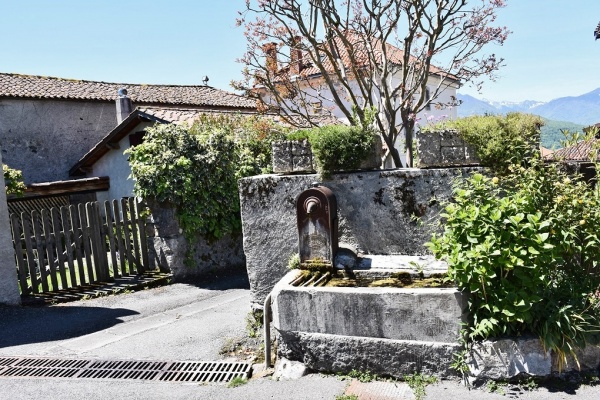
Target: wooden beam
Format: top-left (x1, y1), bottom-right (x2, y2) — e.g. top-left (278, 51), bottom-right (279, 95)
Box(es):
top-left (7, 177), bottom-right (110, 201)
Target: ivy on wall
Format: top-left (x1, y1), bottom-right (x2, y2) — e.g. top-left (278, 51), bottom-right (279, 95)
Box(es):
top-left (126, 115), bottom-right (286, 241)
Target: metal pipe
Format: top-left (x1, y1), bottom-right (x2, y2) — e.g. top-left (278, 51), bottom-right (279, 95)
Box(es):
top-left (263, 293), bottom-right (272, 369)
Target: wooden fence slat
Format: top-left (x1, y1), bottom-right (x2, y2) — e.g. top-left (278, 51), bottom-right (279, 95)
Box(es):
top-left (136, 198), bottom-right (151, 271)
top-left (128, 197), bottom-right (143, 273)
top-left (86, 202), bottom-right (101, 281)
top-left (104, 201), bottom-right (119, 278)
top-left (92, 201), bottom-right (109, 282)
top-left (70, 205), bottom-right (87, 285)
top-left (79, 203), bottom-right (95, 283)
top-left (51, 208), bottom-right (69, 289)
top-left (87, 202), bottom-right (104, 282)
top-left (61, 206), bottom-right (78, 287)
top-left (9, 197), bottom-right (151, 297)
top-left (10, 214), bottom-right (30, 295)
top-left (112, 200), bottom-right (127, 276)
top-left (32, 211), bottom-right (49, 292)
top-left (21, 213), bottom-right (39, 294)
top-left (42, 209), bottom-right (59, 291)
top-left (121, 198), bottom-right (134, 274)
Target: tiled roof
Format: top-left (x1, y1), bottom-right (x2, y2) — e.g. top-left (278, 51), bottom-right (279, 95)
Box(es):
top-left (0, 73), bottom-right (257, 109)
top-left (70, 106), bottom-right (344, 176)
top-left (138, 107), bottom-right (261, 125)
top-left (546, 139), bottom-right (598, 162)
top-left (138, 106), bottom-right (342, 127)
top-left (288, 32), bottom-right (458, 82)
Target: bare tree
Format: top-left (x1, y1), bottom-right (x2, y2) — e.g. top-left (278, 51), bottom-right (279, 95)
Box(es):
top-left (235, 0), bottom-right (510, 167)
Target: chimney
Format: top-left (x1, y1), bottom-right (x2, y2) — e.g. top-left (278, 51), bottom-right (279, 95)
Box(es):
top-left (262, 42), bottom-right (278, 74)
top-left (290, 36), bottom-right (303, 75)
top-left (116, 88), bottom-right (133, 124)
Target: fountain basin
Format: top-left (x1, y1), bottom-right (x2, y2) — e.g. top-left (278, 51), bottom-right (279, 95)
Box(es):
top-left (270, 257), bottom-right (468, 378)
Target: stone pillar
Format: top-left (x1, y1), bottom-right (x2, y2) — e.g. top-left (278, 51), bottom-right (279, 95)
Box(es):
top-left (0, 150), bottom-right (21, 305)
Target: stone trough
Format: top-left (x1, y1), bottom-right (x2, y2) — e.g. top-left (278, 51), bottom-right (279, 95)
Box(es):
top-left (270, 255), bottom-right (467, 378)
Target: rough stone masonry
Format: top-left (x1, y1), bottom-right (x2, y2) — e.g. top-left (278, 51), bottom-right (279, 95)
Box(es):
top-left (238, 167), bottom-right (479, 307)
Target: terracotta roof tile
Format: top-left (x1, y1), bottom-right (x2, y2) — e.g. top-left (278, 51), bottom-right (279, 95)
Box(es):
top-left (0, 73), bottom-right (256, 109)
top-left (546, 139), bottom-right (598, 162)
top-left (287, 31), bottom-right (458, 82)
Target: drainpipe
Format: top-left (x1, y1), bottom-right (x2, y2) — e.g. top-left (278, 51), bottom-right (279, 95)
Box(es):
top-left (263, 293), bottom-right (273, 369)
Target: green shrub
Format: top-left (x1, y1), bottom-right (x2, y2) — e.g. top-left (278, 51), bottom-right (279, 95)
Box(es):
top-left (428, 158), bottom-right (600, 367)
top-left (3, 164), bottom-right (25, 196)
top-left (287, 125), bottom-right (375, 177)
top-left (422, 113), bottom-right (543, 174)
top-left (126, 115), bottom-right (286, 241)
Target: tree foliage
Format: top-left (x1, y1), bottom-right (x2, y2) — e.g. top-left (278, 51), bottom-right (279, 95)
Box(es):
top-left (428, 159), bottom-right (600, 366)
top-left (422, 112), bottom-right (543, 174)
top-left (126, 116), bottom-right (286, 241)
top-left (3, 164), bottom-right (25, 196)
top-left (236, 0), bottom-right (510, 167)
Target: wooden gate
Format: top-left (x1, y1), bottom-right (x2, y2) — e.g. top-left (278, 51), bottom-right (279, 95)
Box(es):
top-left (10, 197), bottom-right (152, 295)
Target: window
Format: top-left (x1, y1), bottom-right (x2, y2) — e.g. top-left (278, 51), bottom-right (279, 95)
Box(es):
top-left (425, 88), bottom-right (431, 111)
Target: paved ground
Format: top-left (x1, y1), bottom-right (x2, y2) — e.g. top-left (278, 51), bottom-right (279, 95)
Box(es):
top-left (1, 272), bottom-right (600, 399)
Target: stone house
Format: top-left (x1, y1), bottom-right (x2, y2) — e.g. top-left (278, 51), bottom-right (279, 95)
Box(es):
top-left (70, 105), bottom-right (264, 204)
top-left (255, 33), bottom-right (459, 166)
top-left (0, 72), bottom-right (257, 186)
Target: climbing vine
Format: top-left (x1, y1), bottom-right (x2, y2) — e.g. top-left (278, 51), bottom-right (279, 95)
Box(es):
top-left (126, 115), bottom-right (286, 241)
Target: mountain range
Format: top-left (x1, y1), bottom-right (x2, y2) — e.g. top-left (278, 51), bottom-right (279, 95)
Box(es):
top-left (457, 88), bottom-right (600, 127)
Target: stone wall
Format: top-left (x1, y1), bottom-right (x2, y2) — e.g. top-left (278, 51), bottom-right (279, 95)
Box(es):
top-left (146, 199), bottom-right (245, 281)
top-left (0, 149), bottom-right (21, 305)
top-left (239, 167), bottom-right (479, 307)
top-left (417, 130), bottom-right (480, 168)
top-left (0, 98), bottom-right (119, 184)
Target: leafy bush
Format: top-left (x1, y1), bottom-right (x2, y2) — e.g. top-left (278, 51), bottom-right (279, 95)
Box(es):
top-left (428, 158), bottom-right (600, 366)
top-left (422, 113), bottom-right (543, 174)
top-left (288, 125), bottom-right (375, 177)
top-left (126, 115), bottom-right (285, 241)
top-left (3, 164), bottom-right (25, 196)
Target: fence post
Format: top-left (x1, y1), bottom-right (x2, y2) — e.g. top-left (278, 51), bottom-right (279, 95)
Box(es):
top-left (0, 149), bottom-right (21, 305)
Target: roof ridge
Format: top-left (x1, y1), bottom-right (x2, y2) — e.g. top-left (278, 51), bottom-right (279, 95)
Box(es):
top-left (0, 72), bottom-right (256, 108)
top-left (0, 72), bottom-right (219, 89)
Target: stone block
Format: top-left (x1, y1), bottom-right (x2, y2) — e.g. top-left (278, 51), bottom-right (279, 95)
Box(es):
top-left (272, 141), bottom-right (293, 173)
top-left (272, 284), bottom-right (466, 343)
top-left (290, 140), bottom-right (311, 156)
top-left (292, 153), bottom-right (314, 172)
top-left (438, 130), bottom-right (465, 147)
top-left (440, 146), bottom-right (466, 165)
top-left (417, 131), bottom-right (442, 167)
top-left (273, 357), bottom-right (310, 380)
top-left (468, 337), bottom-right (551, 381)
top-left (277, 331), bottom-right (461, 378)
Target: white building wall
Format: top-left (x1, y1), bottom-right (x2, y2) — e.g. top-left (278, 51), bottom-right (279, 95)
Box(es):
top-left (88, 121), bottom-right (154, 203)
top-left (266, 73), bottom-right (458, 167)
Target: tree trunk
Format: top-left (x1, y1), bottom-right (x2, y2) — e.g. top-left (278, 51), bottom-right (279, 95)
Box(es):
top-left (403, 119), bottom-right (415, 168)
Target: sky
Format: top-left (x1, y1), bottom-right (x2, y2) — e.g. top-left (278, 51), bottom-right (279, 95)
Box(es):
top-left (1, 1), bottom-right (599, 103)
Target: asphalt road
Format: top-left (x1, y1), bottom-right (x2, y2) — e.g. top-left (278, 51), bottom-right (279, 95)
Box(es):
top-left (1, 272), bottom-right (600, 400)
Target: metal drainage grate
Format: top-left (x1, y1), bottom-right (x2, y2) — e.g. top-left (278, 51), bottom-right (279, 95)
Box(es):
top-left (0, 357), bottom-right (251, 383)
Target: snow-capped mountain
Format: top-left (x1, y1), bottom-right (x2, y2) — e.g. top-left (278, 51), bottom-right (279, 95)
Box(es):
top-left (457, 89), bottom-right (600, 126)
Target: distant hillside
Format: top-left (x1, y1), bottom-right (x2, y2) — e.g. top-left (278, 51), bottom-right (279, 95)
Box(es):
top-left (455, 94), bottom-right (584, 149)
top-left (457, 89), bottom-right (600, 126)
top-left (540, 119), bottom-right (584, 150)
